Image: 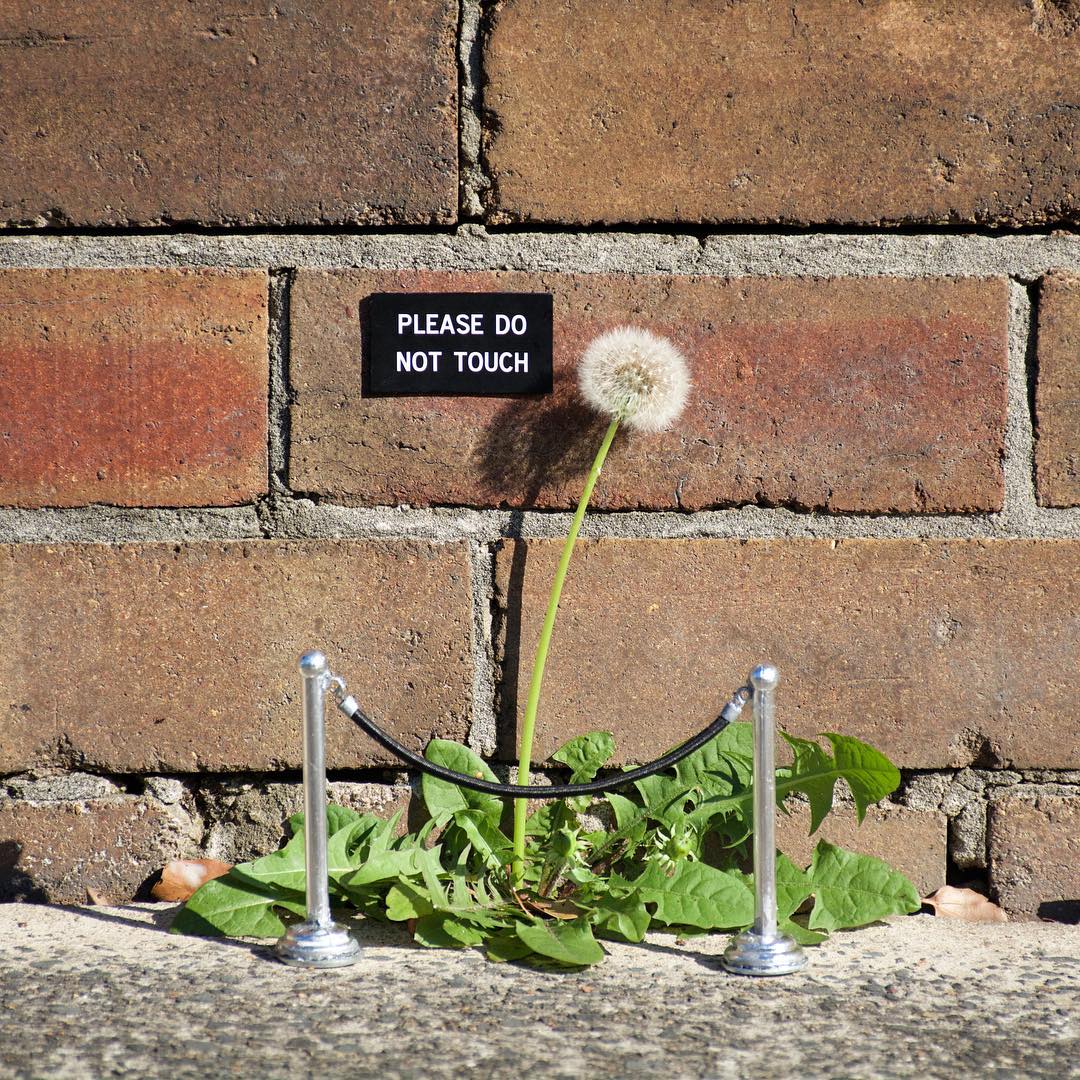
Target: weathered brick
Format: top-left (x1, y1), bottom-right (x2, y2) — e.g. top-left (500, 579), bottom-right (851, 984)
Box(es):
top-left (0, 269), bottom-right (268, 508)
top-left (0, 798), bottom-right (197, 904)
top-left (494, 539), bottom-right (1079, 769)
top-left (776, 804), bottom-right (946, 899)
top-left (0, 2), bottom-right (456, 227)
top-left (291, 271), bottom-right (1006, 512)
top-left (200, 781), bottom-right (414, 864)
top-left (1036, 273), bottom-right (1080, 506)
top-left (0, 541), bottom-right (473, 773)
top-left (988, 795), bottom-right (1080, 919)
top-left (484, 1), bottom-right (1080, 227)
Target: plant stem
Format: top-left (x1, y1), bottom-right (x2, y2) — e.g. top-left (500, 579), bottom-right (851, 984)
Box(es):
top-left (511, 415), bottom-right (621, 886)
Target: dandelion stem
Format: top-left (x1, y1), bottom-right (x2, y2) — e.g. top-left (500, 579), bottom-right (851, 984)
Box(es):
top-left (511, 415), bottom-right (621, 886)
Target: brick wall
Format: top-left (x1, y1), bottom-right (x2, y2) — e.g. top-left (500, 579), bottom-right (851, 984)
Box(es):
top-left (0, 1), bottom-right (1077, 917)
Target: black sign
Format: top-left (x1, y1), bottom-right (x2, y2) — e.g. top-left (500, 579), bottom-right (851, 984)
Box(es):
top-left (366, 292), bottom-right (553, 396)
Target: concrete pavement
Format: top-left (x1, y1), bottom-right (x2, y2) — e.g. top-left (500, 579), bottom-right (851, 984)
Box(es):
top-left (0, 904), bottom-right (1075, 1079)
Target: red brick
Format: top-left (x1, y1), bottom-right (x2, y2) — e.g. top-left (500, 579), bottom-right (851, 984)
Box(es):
top-left (484, 1), bottom-right (1080, 226)
top-left (494, 539), bottom-right (1080, 769)
top-left (776, 804), bottom-right (946, 899)
top-left (1036, 273), bottom-right (1080, 506)
top-left (291, 271), bottom-right (1006, 512)
top-left (0, 541), bottom-right (473, 773)
top-left (0, 2), bottom-right (456, 227)
top-left (0, 798), bottom-right (195, 904)
top-left (0, 269), bottom-right (267, 507)
top-left (988, 795), bottom-right (1080, 919)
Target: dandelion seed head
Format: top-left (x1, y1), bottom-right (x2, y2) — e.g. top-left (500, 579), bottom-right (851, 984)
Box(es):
top-left (578, 327), bottom-right (690, 432)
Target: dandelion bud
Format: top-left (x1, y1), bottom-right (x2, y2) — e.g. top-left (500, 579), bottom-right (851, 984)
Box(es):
top-left (578, 327), bottom-right (691, 433)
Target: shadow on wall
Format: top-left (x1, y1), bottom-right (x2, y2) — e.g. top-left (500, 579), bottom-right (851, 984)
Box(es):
top-left (472, 394), bottom-right (606, 505)
top-left (0, 840), bottom-right (46, 903)
top-left (473, 396), bottom-right (610, 760)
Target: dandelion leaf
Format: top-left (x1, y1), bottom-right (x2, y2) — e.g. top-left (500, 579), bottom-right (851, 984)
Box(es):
top-left (635, 860), bottom-right (755, 930)
top-left (807, 841), bottom-right (921, 931)
top-left (421, 739), bottom-right (504, 826)
top-left (515, 917), bottom-right (605, 967)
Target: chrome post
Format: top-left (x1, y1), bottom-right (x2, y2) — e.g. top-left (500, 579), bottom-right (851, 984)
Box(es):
top-left (722, 663), bottom-right (807, 977)
top-left (274, 650), bottom-right (361, 968)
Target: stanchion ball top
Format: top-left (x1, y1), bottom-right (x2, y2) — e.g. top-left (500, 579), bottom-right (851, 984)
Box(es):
top-left (750, 663), bottom-right (780, 690)
top-left (299, 650), bottom-right (329, 676)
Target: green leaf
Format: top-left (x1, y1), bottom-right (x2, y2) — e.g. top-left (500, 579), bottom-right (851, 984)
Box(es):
top-left (418, 847), bottom-right (450, 907)
top-left (452, 811), bottom-right (512, 873)
top-left (225, 830), bottom-right (308, 892)
top-left (605, 791), bottom-right (639, 830)
top-left (422, 739), bottom-right (504, 826)
top-left (821, 733), bottom-right (902, 823)
top-left (413, 914), bottom-right (485, 949)
top-left (385, 881), bottom-right (435, 921)
top-left (346, 848), bottom-right (425, 888)
top-left (327, 815), bottom-right (385, 875)
top-left (590, 892), bottom-right (651, 943)
top-left (552, 731), bottom-right (615, 781)
top-left (779, 919), bottom-right (828, 946)
top-left (635, 722), bottom-right (754, 825)
top-left (775, 853), bottom-right (815, 921)
top-left (774, 732), bottom-right (900, 833)
top-left (288, 803), bottom-right (367, 839)
top-left (634, 860), bottom-right (754, 930)
top-left (171, 873), bottom-right (305, 938)
top-left (694, 732), bottom-right (901, 834)
top-left (515, 917), bottom-right (605, 967)
top-left (777, 734), bottom-right (839, 834)
top-left (807, 841), bottom-right (921, 931)
top-left (486, 931), bottom-right (535, 964)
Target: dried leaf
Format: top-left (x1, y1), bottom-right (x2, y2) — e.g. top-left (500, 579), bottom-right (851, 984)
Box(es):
top-left (923, 886), bottom-right (1007, 923)
top-left (521, 895), bottom-right (582, 921)
top-left (152, 859), bottom-right (232, 902)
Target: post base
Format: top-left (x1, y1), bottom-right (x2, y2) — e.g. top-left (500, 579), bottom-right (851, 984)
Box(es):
top-left (722, 928), bottom-right (807, 977)
top-left (274, 920), bottom-right (361, 969)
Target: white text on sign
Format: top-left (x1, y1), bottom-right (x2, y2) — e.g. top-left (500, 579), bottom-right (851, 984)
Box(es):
top-left (396, 312), bottom-right (529, 336)
top-left (396, 310), bottom-right (532, 374)
top-left (395, 350), bottom-right (531, 374)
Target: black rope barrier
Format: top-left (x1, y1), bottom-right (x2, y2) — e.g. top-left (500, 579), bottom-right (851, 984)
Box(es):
top-left (335, 689), bottom-right (750, 799)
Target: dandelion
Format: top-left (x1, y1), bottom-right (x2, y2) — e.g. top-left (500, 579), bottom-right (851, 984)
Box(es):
top-left (511, 328), bottom-right (691, 884)
top-left (579, 327), bottom-right (691, 432)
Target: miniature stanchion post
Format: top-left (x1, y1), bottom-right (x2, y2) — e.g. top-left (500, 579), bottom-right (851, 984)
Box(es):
top-left (722, 663), bottom-right (807, 977)
top-left (274, 651), bottom-right (361, 968)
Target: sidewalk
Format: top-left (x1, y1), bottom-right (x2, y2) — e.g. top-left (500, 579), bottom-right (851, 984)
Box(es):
top-left (0, 903), bottom-right (1075, 1079)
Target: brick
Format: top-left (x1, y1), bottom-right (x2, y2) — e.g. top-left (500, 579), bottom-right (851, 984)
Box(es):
top-left (0, 269), bottom-right (268, 508)
top-left (0, 541), bottom-right (473, 773)
top-left (776, 804), bottom-right (946, 899)
top-left (0, 2), bottom-right (456, 227)
top-left (0, 798), bottom-right (196, 904)
top-left (200, 781), bottom-right (414, 864)
top-left (291, 270), bottom-right (1006, 512)
top-left (484, 1), bottom-right (1080, 227)
top-left (1036, 273), bottom-right (1080, 506)
top-left (988, 795), bottom-right (1080, 919)
top-left (494, 539), bottom-right (1080, 769)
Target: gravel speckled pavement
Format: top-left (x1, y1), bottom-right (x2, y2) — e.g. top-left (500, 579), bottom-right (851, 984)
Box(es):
top-left (0, 904), bottom-right (1076, 1079)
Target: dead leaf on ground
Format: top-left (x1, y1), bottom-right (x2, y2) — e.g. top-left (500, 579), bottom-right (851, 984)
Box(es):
top-left (923, 886), bottom-right (1008, 923)
top-left (152, 859), bottom-right (232, 902)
